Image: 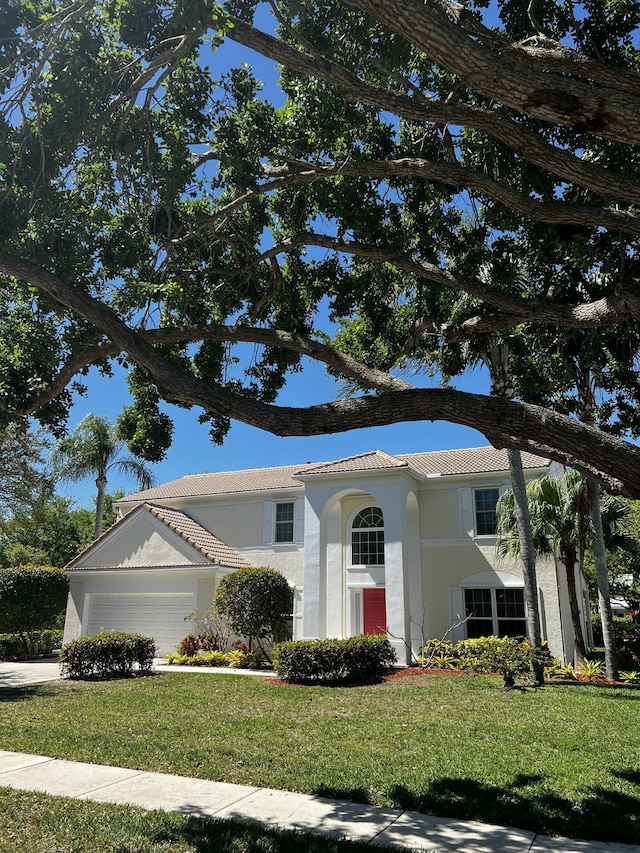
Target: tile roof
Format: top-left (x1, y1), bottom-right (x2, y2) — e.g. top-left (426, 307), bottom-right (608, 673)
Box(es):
top-left (296, 450), bottom-right (409, 476)
top-left (144, 504), bottom-right (250, 569)
top-left (66, 503), bottom-right (249, 571)
top-left (397, 446), bottom-right (549, 477)
top-left (118, 446), bottom-right (550, 503)
top-left (120, 463), bottom-right (313, 503)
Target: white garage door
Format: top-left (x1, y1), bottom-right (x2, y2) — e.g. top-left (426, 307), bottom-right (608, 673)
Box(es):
top-left (86, 593), bottom-right (194, 656)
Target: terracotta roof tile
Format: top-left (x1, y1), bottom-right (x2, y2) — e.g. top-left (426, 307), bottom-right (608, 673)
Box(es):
top-left (120, 463), bottom-right (312, 503)
top-left (144, 504), bottom-right (250, 569)
top-left (66, 503), bottom-right (249, 571)
top-left (397, 446), bottom-right (549, 477)
top-left (296, 450), bottom-right (408, 476)
top-left (119, 446), bottom-right (550, 504)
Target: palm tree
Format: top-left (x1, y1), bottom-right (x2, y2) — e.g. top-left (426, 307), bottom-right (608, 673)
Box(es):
top-left (497, 470), bottom-right (631, 668)
top-left (52, 414), bottom-right (154, 539)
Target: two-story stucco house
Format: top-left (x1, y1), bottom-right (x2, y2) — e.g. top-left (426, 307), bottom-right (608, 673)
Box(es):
top-left (63, 446), bottom-right (591, 665)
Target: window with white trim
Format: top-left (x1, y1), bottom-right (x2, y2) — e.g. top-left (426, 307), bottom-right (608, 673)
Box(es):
top-left (351, 506), bottom-right (385, 565)
top-left (473, 487), bottom-right (500, 536)
top-left (275, 501), bottom-right (295, 543)
top-left (464, 587), bottom-right (526, 638)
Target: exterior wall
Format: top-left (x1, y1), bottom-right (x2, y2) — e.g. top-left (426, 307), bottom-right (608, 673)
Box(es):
top-left (74, 514), bottom-right (198, 568)
top-left (415, 474), bottom-right (570, 663)
top-left (62, 579), bottom-right (84, 647)
top-left (169, 493), bottom-right (306, 589)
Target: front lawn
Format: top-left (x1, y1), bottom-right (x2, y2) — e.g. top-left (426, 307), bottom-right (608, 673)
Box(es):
top-left (0, 672), bottom-right (638, 844)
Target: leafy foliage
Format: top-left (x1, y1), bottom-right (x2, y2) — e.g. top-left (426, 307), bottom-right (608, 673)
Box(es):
top-left (0, 565), bottom-right (69, 634)
top-left (0, 629), bottom-right (62, 660)
top-left (273, 635), bottom-right (396, 684)
top-left (59, 631), bottom-right (156, 679)
top-left (214, 566), bottom-right (293, 654)
top-left (0, 2), bottom-right (640, 493)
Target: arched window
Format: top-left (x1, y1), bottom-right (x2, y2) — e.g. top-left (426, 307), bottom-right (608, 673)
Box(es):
top-left (351, 506), bottom-right (385, 565)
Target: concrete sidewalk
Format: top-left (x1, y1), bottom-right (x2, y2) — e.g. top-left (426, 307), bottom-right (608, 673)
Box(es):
top-left (0, 750), bottom-right (637, 853)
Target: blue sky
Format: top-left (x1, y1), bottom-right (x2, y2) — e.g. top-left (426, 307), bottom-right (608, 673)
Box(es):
top-left (59, 357), bottom-right (492, 508)
top-left (55, 5), bottom-right (493, 508)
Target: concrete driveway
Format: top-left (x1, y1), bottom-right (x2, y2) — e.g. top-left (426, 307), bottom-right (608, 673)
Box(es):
top-left (0, 658), bottom-right (61, 687)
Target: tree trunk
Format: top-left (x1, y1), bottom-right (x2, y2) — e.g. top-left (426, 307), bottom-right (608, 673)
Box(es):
top-left (586, 476), bottom-right (619, 681)
top-left (94, 475), bottom-right (107, 540)
top-left (561, 547), bottom-right (588, 666)
top-left (507, 448), bottom-right (544, 685)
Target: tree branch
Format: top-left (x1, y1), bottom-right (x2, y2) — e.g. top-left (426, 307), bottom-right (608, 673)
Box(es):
top-left (2, 250), bottom-right (640, 496)
top-left (349, 0), bottom-right (640, 144)
top-left (255, 232), bottom-right (640, 328)
top-left (227, 18), bottom-right (640, 206)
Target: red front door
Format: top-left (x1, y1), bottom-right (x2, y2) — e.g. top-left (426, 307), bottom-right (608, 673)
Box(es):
top-left (363, 588), bottom-right (387, 635)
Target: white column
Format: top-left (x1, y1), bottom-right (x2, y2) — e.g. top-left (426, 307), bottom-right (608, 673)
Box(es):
top-left (302, 497), bottom-right (323, 639)
top-left (380, 484), bottom-right (411, 665)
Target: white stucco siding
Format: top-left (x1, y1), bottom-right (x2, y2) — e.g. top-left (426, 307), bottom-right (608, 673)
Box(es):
top-left (74, 513), bottom-right (199, 568)
top-left (185, 492), bottom-right (304, 551)
top-left (184, 498), bottom-right (265, 549)
top-left (418, 486), bottom-right (462, 540)
top-left (235, 546), bottom-right (304, 588)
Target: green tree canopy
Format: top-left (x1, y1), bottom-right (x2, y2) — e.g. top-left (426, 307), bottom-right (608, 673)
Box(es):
top-left (2, 2), bottom-right (640, 493)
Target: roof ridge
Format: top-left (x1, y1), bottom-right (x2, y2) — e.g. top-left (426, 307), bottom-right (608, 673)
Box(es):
top-left (399, 445), bottom-right (492, 458)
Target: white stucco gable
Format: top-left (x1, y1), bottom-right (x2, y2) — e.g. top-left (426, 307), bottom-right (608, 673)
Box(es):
top-left (66, 502), bottom-right (251, 572)
top-left (67, 507), bottom-right (208, 569)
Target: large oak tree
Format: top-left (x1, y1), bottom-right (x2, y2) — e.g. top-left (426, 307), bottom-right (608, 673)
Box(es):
top-left (1, 0), bottom-right (640, 494)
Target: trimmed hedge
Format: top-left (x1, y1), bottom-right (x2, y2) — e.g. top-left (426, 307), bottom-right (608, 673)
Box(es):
top-left (0, 630), bottom-right (63, 661)
top-left (60, 631), bottom-right (156, 680)
top-left (0, 565), bottom-right (69, 636)
top-left (273, 635), bottom-right (396, 684)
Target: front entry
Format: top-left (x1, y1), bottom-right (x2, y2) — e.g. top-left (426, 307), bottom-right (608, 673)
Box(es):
top-left (363, 588), bottom-right (387, 635)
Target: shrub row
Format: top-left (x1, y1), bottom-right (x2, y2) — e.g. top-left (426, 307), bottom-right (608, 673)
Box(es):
top-left (60, 631), bottom-right (156, 679)
top-left (421, 636), bottom-right (551, 688)
top-left (0, 630), bottom-right (63, 661)
top-left (273, 635), bottom-right (396, 684)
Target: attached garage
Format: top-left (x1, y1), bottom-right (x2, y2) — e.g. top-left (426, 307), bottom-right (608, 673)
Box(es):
top-left (86, 593), bottom-right (195, 656)
top-left (63, 502), bottom-right (251, 657)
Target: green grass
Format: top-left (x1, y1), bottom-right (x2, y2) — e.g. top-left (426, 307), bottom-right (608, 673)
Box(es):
top-left (0, 787), bottom-right (399, 853)
top-left (1, 672), bottom-right (639, 844)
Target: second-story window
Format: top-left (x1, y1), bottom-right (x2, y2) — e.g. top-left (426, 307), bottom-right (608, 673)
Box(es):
top-left (275, 501), bottom-right (295, 543)
top-left (474, 487), bottom-right (500, 535)
top-left (351, 506), bottom-right (385, 565)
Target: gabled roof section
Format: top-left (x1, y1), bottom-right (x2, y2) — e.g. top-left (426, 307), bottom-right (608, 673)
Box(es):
top-left (294, 450), bottom-right (409, 476)
top-left (119, 463), bottom-right (311, 503)
top-left (66, 502), bottom-right (249, 571)
top-left (144, 504), bottom-right (250, 569)
top-left (397, 446), bottom-right (549, 477)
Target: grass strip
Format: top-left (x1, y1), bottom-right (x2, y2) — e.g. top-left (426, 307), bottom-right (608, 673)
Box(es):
top-left (0, 787), bottom-right (399, 853)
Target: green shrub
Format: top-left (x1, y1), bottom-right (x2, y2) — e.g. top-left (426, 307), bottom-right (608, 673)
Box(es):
top-left (455, 636), bottom-right (534, 688)
top-left (60, 631), bottom-right (156, 679)
top-left (273, 635), bottom-right (396, 684)
top-left (0, 629), bottom-right (63, 660)
top-left (214, 567), bottom-right (293, 658)
top-left (0, 565), bottom-right (69, 655)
